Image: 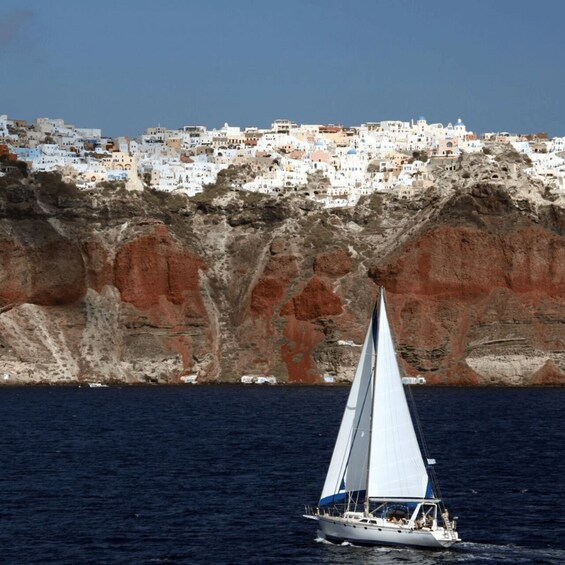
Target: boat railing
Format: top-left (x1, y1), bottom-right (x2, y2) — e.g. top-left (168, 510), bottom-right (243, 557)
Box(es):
top-left (304, 504), bottom-right (316, 517)
top-left (304, 503), bottom-right (352, 518)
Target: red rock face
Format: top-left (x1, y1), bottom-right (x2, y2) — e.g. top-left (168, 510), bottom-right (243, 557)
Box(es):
top-left (372, 226), bottom-right (565, 297)
top-left (2, 172), bottom-right (564, 387)
top-left (114, 225), bottom-right (206, 315)
top-left (280, 276), bottom-right (345, 382)
top-left (0, 225), bottom-right (85, 307)
top-left (82, 240), bottom-right (113, 291)
top-left (234, 246), bottom-right (301, 377)
top-left (113, 225), bottom-right (210, 378)
top-left (370, 225), bottom-right (565, 385)
top-left (281, 315), bottom-right (325, 383)
top-left (249, 252), bottom-right (298, 321)
top-left (250, 277), bottom-right (284, 319)
top-left (29, 239), bottom-right (86, 305)
top-left (281, 276), bottom-right (343, 321)
top-left (314, 248), bottom-right (352, 278)
top-left (530, 360), bottom-right (565, 385)
top-left (240, 245), bottom-right (350, 382)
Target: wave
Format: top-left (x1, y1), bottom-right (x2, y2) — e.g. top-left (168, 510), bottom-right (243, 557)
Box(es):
top-left (313, 538), bottom-right (565, 564)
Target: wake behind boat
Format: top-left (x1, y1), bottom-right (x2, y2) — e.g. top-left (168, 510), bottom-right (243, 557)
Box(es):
top-left (304, 288), bottom-right (460, 548)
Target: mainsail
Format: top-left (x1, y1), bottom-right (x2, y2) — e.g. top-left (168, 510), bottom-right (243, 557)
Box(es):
top-left (319, 289), bottom-right (430, 507)
top-left (367, 292), bottom-right (430, 499)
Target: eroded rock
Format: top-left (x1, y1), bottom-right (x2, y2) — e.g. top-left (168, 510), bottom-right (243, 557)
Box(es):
top-left (0, 158), bottom-right (563, 386)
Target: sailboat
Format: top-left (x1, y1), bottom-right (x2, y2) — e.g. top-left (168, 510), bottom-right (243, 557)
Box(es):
top-left (304, 288), bottom-right (460, 548)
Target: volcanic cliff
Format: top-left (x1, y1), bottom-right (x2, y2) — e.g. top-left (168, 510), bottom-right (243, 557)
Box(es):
top-left (0, 148), bottom-right (564, 385)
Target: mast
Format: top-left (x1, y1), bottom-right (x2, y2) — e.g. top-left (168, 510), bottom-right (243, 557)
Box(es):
top-left (364, 288), bottom-right (381, 516)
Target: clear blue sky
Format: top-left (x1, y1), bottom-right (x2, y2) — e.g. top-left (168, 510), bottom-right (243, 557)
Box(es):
top-left (1, 0), bottom-right (564, 137)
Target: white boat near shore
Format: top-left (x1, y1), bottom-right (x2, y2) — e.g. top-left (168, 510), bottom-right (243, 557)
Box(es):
top-left (180, 374), bottom-right (198, 384)
top-left (240, 375), bottom-right (277, 385)
top-left (402, 376), bottom-right (427, 385)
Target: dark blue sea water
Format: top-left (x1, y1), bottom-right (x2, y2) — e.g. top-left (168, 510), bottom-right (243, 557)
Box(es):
top-left (0, 386), bottom-right (562, 565)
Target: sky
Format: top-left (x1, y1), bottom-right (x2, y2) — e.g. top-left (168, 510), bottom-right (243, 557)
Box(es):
top-left (1, 0), bottom-right (564, 138)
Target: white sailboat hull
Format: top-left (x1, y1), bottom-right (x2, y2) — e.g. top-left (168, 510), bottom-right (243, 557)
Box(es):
top-left (316, 515), bottom-right (459, 549)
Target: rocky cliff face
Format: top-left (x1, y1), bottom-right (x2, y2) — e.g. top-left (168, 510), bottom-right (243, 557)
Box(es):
top-left (0, 150), bottom-right (564, 386)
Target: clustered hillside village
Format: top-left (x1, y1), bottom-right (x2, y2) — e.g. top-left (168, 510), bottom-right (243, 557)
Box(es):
top-left (1, 113), bottom-right (565, 205)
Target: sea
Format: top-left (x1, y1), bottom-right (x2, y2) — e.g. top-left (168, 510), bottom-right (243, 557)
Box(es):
top-left (0, 385), bottom-right (563, 565)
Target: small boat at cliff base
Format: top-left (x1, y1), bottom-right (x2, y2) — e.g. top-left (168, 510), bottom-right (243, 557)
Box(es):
top-left (304, 287), bottom-right (460, 548)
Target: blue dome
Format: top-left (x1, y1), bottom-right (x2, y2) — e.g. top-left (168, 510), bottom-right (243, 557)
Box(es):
top-left (347, 148), bottom-right (357, 155)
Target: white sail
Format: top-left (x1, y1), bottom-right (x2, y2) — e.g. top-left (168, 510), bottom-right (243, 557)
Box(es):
top-left (367, 292), bottom-right (430, 499)
top-left (319, 304), bottom-right (377, 506)
top-left (319, 290), bottom-right (430, 506)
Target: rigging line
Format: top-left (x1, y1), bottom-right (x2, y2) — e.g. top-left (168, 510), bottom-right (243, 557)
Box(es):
top-left (406, 383), bottom-right (444, 504)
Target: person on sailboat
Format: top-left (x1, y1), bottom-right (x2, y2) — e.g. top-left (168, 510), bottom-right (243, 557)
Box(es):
top-left (441, 508), bottom-right (450, 528)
